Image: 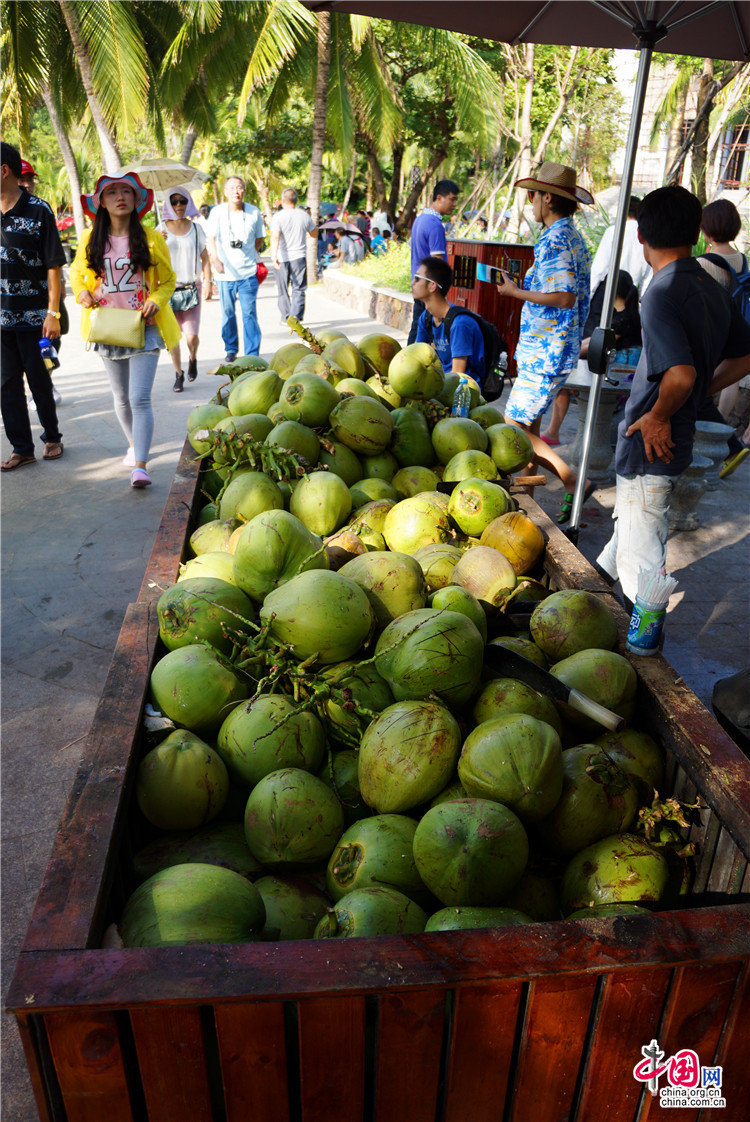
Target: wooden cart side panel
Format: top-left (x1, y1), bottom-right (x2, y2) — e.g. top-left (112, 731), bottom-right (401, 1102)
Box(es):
top-left (20, 601), bottom-right (158, 955)
top-left (129, 1006), bottom-right (214, 1122)
top-left (214, 1001), bottom-right (290, 1122)
top-left (13, 1015), bottom-right (55, 1122)
top-left (442, 982), bottom-right (523, 1122)
top-left (297, 995), bottom-right (366, 1122)
top-left (712, 959), bottom-right (750, 1109)
top-left (639, 960), bottom-right (742, 1122)
top-left (575, 966), bottom-right (673, 1122)
top-left (508, 973), bottom-right (600, 1121)
top-left (374, 989), bottom-right (445, 1122)
top-left (44, 1011), bottom-right (135, 1122)
top-left (137, 436), bottom-right (201, 603)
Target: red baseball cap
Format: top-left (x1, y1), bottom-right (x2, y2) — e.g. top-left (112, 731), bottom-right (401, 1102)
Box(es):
top-left (20, 159), bottom-right (38, 178)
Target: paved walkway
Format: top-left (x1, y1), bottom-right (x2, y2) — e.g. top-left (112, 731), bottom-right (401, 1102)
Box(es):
top-left (2, 270), bottom-right (748, 1119)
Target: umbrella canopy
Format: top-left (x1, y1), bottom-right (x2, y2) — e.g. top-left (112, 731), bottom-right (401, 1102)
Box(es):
top-left (318, 201), bottom-right (339, 215)
top-left (119, 157), bottom-right (208, 196)
top-left (305, 0), bottom-right (749, 532)
top-left (319, 219), bottom-right (364, 234)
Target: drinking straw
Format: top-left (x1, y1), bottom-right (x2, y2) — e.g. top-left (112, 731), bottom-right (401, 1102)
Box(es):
top-left (636, 568), bottom-right (677, 607)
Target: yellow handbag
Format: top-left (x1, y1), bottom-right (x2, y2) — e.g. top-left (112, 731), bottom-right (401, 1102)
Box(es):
top-left (86, 306), bottom-right (145, 349)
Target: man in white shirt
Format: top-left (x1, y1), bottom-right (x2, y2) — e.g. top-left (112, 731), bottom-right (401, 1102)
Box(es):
top-left (589, 195), bottom-right (652, 296)
top-left (269, 187), bottom-right (318, 323)
top-left (206, 176), bottom-right (265, 361)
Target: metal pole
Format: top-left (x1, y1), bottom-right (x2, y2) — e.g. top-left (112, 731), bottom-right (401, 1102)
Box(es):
top-left (567, 40), bottom-right (654, 539)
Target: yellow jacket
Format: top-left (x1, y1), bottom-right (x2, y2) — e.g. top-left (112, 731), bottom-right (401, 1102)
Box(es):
top-left (70, 227), bottom-right (181, 350)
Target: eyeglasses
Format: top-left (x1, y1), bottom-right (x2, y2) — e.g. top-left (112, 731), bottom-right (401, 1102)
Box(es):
top-left (170, 196), bottom-right (187, 206)
top-left (413, 273), bottom-right (443, 291)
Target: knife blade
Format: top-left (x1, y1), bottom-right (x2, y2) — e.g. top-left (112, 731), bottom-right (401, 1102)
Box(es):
top-left (484, 644), bottom-right (625, 732)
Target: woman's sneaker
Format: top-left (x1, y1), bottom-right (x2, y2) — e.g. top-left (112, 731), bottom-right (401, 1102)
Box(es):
top-left (131, 468), bottom-right (152, 488)
top-left (123, 447), bottom-right (136, 467)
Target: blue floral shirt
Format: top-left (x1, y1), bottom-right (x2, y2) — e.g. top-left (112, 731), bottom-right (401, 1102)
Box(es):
top-left (515, 216), bottom-right (591, 381)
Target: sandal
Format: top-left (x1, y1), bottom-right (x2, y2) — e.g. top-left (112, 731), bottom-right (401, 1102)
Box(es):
top-left (42, 441), bottom-right (64, 460)
top-left (173, 372), bottom-right (185, 393)
top-left (557, 481), bottom-right (596, 524)
top-left (187, 359), bottom-right (198, 382)
top-left (1, 452), bottom-right (36, 472)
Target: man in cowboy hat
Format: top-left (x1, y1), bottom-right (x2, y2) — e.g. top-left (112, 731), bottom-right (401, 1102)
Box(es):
top-left (494, 161), bottom-right (594, 523)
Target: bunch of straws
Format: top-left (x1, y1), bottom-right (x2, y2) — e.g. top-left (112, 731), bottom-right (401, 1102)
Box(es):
top-left (636, 568), bottom-right (677, 607)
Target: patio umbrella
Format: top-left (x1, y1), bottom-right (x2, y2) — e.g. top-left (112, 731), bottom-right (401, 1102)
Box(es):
top-left (119, 158), bottom-right (209, 221)
top-left (305, 1), bottom-right (750, 534)
top-left (319, 219), bottom-right (364, 234)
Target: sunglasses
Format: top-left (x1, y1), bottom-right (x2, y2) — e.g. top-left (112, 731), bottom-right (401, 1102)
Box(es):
top-left (413, 273), bottom-right (443, 291)
top-left (170, 196), bottom-right (187, 206)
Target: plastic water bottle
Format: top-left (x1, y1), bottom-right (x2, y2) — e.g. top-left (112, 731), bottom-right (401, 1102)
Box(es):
top-left (38, 338), bottom-right (60, 371)
top-left (451, 376), bottom-right (471, 418)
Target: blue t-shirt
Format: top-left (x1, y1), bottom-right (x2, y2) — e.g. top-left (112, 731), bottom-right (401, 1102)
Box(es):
top-left (371, 235), bottom-right (386, 256)
top-left (410, 208), bottom-right (447, 275)
top-left (416, 307), bottom-right (485, 384)
top-left (616, 257), bottom-right (750, 477)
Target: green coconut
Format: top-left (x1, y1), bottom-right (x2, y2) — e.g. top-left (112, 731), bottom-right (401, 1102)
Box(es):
top-left (336, 377), bottom-right (380, 400)
top-left (260, 569), bottom-right (374, 664)
top-left (326, 814), bottom-right (429, 904)
top-left (265, 420), bottom-right (321, 466)
top-left (357, 332), bottom-right (402, 378)
top-left (317, 440), bottom-right (364, 487)
top-left (550, 648), bottom-right (638, 731)
top-left (485, 424), bottom-right (534, 473)
top-left (178, 551), bottom-right (237, 586)
top-left (329, 395), bottom-right (395, 455)
top-left (120, 863), bottom-right (265, 947)
top-left (387, 342), bottom-right (445, 400)
top-left (488, 636), bottom-right (548, 668)
top-left (322, 337), bottom-right (367, 379)
top-left (150, 644), bottom-right (248, 737)
top-left (157, 577), bottom-right (254, 654)
top-left (359, 450), bottom-right (399, 481)
top-left (314, 887), bottom-right (427, 938)
top-left (428, 586), bottom-right (488, 643)
top-left (432, 417), bottom-right (489, 465)
top-left (412, 543), bottom-right (465, 591)
top-left (447, 477), bottom-right (512, 537)
top-left (227, 369), bottom-right (283, 416)
top-left (217, 694), bottom-right (326, 788)
top-left (211, 413), bottom-right (275, 463)
top-left (137, 730), bottom-right (229, 831)
top-left (450, 546), bottom-right (517, 610)
top-left (279, 372), bottom-right (340, 427)
top-left (321, 661), bottom-right (394, 749)
top-left (382, 494), bottom-right (453, 554)
top-left (470, 404), bottom-right (505, 429)
top-left (536, 745), bottom-right (639, 856)
top-left (255, 875), bottom-right (330, 940)
top-left (471, 677), bottom-right (562, 735)
top-left (349, 477), bottom-right (397, 509)
top-left (442, 450), bottom-right (499, 482)
top-left (218, 470), bottom-right (284, 522)
top-left (244, 767), bottom-right (345, 867)
top-left (231, 509), bottom-right (328, 602)
top-left (289, 471), bottom-right (353, 537)
top-left (132, 821), bottom-right (262, 885)
top-left (358, 699), bottom-right (462, 812)
top-left (391, 466), bottom-right (440, 499)
top-left (374, 608), bottom-right (485, 709)
top-left (366, 375), bottom-right (401, 409)
top-left (530, 589), bottom-right (618, 661)
top-left (561, 833), bottom-right (671, 914)
top-left (338, 551), bottom-right (427, 628)
top-left (189, 518), bottom-right (242, 556)
top-left (594, 728), bottom-right (665, 800)
top-left (502, 872), bottom-right (561, 922)
top-left (292, 352), bottom-right (348, 384)
top-left (413, 799), bottom-right (528, 906)
top-left (458, 714), bottom-right (564, 822)
top-left (389, 407), bottom-right (436, 468)
top-left (268, 342), bottom-right (311, 378)
top-left (346, 498), bottom-right (396, 551)
top-left (317, 748), bottom-right (373, 825)
top-left (425, 907), bottom-right (533, 931)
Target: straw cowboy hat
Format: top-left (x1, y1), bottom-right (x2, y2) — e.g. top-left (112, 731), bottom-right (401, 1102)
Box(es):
top-left (81, 172), bottom-right (154, 220)
top-left (515, 161), bottom-right (594, 206)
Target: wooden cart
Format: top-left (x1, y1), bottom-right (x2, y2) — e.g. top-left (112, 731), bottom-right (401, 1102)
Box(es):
top-left (6, 439), bottom-right (750, 1122)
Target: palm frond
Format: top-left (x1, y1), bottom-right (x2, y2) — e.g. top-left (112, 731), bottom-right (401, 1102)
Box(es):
top-left (348, 29), bottom-right (401, 151)
top-left (326, 14), bottom-right (355, 166)
top-left (237, 0), bottom-right (316, 121)
top-left (74, 0), bottom-right (150, 134)
top-left (1, 0), bottom-right (51, 139)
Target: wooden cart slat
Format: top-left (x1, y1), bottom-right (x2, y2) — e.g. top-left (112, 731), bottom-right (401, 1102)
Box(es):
top-left (44, 1011), bottom-right (134, 1122)
top-left (130, 1006), bottom-right (214, 1121)
top-left (442, 982), bottom-right (522, 1122)
top-left (374, 990), bottom-right (445, 1122)
top-left (297, 995), bottom-right (367, 1121)
top-left (214, 1002), bottom-right (291, 1122)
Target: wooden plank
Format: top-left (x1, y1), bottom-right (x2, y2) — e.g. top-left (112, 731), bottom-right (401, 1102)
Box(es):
top-left (8, 905), bottom-right (750, 1013)
top-left (137, 436), bottom-right (201, 603)
top-left (374, 989), bottom-right (445, 1122)
top-left (712, 959), bottom-right (749, 1110)
top-left (298, 995), bottom-right (366, 1122)
top-left (214, 1002), bottom-right (290, 1122)
top-left (44, 1011), bottom-right (134, 1122)
top-left (18, 601), bottom-right (157, 955)
top-left (14, 1014), bottom-right (54, 1122)
top-left (706, 826), bottom-right (747, 895)
top-left (508, 973), bottom-right (599, 1120)
top-left (639, 960), bottom-right (741, 1122)
top-left (443, 982), bottom-right (522, 1122)
top-left (576, 967), bottom-right (672, 1121)
top-left (130, 1006), bottom-right (213, 1121)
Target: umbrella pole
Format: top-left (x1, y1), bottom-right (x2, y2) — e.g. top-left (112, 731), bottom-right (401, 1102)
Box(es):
top-left (567, 40), bottom-right (654, 540)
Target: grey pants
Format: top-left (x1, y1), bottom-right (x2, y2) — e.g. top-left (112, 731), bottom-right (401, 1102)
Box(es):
top-left (276, 257), bottom-right (308, 320)
top-left (100, 350), bottom-right (159, 463)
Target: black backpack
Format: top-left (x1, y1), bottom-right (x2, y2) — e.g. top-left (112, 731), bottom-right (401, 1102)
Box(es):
top-left (423, 306), bottom-right (508, 400)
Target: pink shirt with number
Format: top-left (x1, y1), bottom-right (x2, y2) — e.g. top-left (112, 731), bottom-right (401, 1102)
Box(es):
top-left (94, 235), bottom-right (145, 310)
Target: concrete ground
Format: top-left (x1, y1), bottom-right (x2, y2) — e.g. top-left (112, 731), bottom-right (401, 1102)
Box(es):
top-left (2, 270), bottom-right (748, 1119)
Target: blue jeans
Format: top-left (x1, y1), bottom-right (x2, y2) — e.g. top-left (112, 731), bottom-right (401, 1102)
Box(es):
top-left (218, 276), bottom-right (261, 357)
top-left (597, 472), bottom-right (676, 604)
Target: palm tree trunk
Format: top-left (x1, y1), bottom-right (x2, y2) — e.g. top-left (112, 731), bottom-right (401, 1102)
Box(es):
top-left (58, 0), bottom-right (122, 173)
top-left (388, 145), bottom-right (404, 220)
top-left (508, 43), bottom-right (535, 240)
top-left (41, 87), bottom-right (85, 237)
top-left (395, 145), bottom-right (449, 233)
top-left (180, 127), bottom-right (198, 166)
top-left (364, 137), bottom-right (388, 209)
top-left (340, 150), bottom-right (358, 213)
top-left (691, 59), bottom-right (714, 203)
top-left (307, 12), bottom-right (331, 285)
